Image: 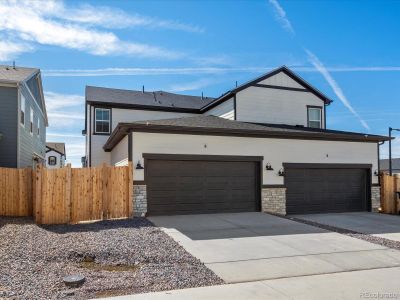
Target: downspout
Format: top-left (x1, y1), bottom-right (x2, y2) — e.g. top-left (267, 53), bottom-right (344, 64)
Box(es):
top-left (378, 141), bottom-right (385, 185)
top-left (17, 83), bottom-right (20, 168)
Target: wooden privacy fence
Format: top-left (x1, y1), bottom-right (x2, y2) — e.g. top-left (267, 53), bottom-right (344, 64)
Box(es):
top-left (35, 163), bottom-right (133, 224)
top-left (0, 167), bottom-right (33, 217)
top-left (380, 174), bottom-right (400, 214)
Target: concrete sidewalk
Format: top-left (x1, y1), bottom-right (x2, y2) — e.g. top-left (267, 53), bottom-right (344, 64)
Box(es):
top-left (96, 267), bottom-right (400, 300)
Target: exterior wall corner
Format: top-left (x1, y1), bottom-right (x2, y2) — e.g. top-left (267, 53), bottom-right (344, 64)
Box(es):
top-left (261, 187), bottom-right (286, 215)
top-left (133, 184), bottom-right (147, 217)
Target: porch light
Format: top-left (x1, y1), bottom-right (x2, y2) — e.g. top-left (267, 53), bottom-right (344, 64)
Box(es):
top-left (265, 163), bottom-right (274, 171)
top-left (278, 168), bottom-right (285, 176)
top-left (374, 170), bottom-right (379, 176)
top-left (136, 160), bottom-right (144, 170)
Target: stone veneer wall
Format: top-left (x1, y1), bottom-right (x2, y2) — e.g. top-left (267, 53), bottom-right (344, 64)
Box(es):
top-left (371, 185), bottom-right (381, 212)
top-left (262, 187), bottom-right (286, 215)
top-left (133, 185), bottom-right (147, 217)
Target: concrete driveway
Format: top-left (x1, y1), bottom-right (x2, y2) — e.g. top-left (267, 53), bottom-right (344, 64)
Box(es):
top-left (149, 212), bottom-right (400, 283)
top-left (295, 212), bottom-right (400, 242)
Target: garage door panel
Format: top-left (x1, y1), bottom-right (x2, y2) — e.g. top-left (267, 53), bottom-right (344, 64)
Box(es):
top-left (286, 166), bottom-right (368, 214)
top-left (146, 158), bottom-right (259, 215)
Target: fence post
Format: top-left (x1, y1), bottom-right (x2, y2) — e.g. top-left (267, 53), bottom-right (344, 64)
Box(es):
top-left (102, 163), bottom-right (108, 220)
top-left (128, 162), bottom-right (133, 218)
top-left (35, 165), bottom-right (42, 224)
top-left (65, 164), bottom-right (72, 223)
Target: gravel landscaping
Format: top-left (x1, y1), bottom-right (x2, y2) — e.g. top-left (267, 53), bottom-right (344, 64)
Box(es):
top-left (287, 216), bottom-right (400, 251)
top-left (0, 217), bottom-right (223, 300)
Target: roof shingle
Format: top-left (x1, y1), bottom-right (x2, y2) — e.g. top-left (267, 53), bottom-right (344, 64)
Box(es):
top-left (86, 86), bottom-right (215, 111)
top-left (0, 65), bottom-right (38, 83)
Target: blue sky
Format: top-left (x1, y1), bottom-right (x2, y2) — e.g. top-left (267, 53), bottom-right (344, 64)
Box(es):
top-left (1, 0), bottom-right (399, 166)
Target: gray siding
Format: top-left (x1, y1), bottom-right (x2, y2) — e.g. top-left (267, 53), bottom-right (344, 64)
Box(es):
top-left (0, 86), bottom-right (18, 167)
top-left (18, 84), bottom-right (46, 167)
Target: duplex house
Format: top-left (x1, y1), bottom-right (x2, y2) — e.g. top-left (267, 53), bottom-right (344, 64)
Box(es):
top-left (83, 66), bottom-right (389, 216)
top-left (0, 65), bottom-right (48, 168)
top-left (45, 142), bottom-right (66, 169)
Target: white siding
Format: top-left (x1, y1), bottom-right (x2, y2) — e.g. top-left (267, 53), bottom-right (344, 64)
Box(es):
top-left (259, 72), bottom-right (305, 88)
top-left (131, 132), bottom-right (378, 185)
top-left (91, 135), bottom-right (110, 166)
top-left (112, 109), bottom-right (196, 130)
top-left (236, 86), bottom-right (324, 127)
top-left (88, 106), bottom-right (195, 166)
top-left (204, 97), bottom-right (234, 120)
top-left (45, 150), bottom-right (65, 169)
top-left (111, 135), bottom-right (128, 166)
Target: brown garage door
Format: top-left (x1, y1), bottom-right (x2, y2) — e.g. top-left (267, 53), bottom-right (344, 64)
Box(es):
top-left (145, 155), bottom-right (261, 216)
top-left (285, 164), bottom-right (370, 214)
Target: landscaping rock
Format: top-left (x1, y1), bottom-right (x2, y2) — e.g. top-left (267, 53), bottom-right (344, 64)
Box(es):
top-left (0, 217), bottom-right (223, 300)
top-left (63, 275), bottom-right (85, 288)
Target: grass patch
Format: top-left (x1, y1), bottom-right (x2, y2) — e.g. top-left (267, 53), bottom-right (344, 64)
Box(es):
top-left (79, 261), bottom-right (139, 272)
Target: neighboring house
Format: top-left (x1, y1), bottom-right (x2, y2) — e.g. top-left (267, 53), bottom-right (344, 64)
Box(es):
top-left (45, 142), bottom-right (66, 169)
top-left (83, 66), bottom-right (390, 216)
top-left (0, 64), bottom-right (48, 168)
top-left (380, 158), bottom-right (400, 174)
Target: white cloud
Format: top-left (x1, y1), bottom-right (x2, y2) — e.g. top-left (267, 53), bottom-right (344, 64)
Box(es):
top-left (42, 65), bottom-right (400, 77)
top-left (0, 39), bottom-right (33, 61)
top-left (60, 4), bottom-right (204, 33)
top-left (44, 91), bottom-right (84, 110)
top-left (0, 0), bottom-right (192, 61)
top-left (47, 133), bottom-right (84, 138)
top-left (169, 78), bottom-right (217, 92)
top-left (305, 49), bottom-right (370, 130)
top-left (268, 0), bottom-right (295, 35)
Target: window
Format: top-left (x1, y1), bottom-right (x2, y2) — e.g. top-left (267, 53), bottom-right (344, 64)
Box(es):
top-left (308, 107), bottom-right (322, 128)
top-left (94, 108), bottom-right (110, 134)
top-left (20, 95), bottom-right (25, 125)
top-left (30, 109), bottom-right (33, 134)
top-left (37, 118), bottom-right (40, 136)
top-left (48, 156), bottom-right (57, 166)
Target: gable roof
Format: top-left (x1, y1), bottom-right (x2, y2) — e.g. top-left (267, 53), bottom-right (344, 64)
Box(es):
top-left (103, 115), bottom-right (390, 151)
top-left (0, 65), bottom-right (39, 84)
top-left (200, 66), bottom-right (333, 112)
top-left (380, 158), bottom-right (400, 171)
top-left (46, 142), bottom-right (66, 157)
top-left (86, 86), bottom-right (215, 112)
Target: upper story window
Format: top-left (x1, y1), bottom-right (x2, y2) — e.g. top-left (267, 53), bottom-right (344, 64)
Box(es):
top-left (307, 106), bottom-right (322, 128)
top-left (94, 108), bottom-right (110, 134)
top-left (30, 109), bottom-right (33, 134)
top-left (48, 156), bottom-right (57, 166)
top-left (20, 95), bottom-right (25, 125)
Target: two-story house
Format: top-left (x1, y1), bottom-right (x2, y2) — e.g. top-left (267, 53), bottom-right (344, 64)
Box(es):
top-left (83, 66), bottom-right (389, 216)
top-left (45, 142), bottom-right (66, 169)
top-left (0, 65), bottom-right (48, 168)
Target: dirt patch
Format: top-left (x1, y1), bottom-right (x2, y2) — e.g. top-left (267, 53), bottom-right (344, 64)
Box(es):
top-left (79, 261), bottom-right (140, 272)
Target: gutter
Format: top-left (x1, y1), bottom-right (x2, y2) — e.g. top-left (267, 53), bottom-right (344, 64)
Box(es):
top-left (103, 122), bottom-right (391, 152)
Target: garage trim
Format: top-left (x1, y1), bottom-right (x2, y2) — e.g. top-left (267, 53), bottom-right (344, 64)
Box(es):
top-left (283, 163), bottom-right (372, 169)
top-left (283, 163), bottom-right (372, 213)
top-left (143, 153), bottom-right (263, 213)
top-left (143, 153), bottom-right (263, 162)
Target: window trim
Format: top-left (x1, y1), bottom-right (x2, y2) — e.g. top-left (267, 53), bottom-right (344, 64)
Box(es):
top-left (30, 108), bottom-right (33, 135)
top-left (307, 105), bottom-right (323, 129)
top-left (37, 118), bottom-right (40, 136)
top-left (48, 156), bottom-right (57, 166)
top-left (20, 94), bottom-right (25, 126)
top-left (93, 107), bottom-right (112, 135)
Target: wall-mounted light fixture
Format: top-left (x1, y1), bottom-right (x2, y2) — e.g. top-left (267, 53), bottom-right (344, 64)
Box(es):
top-left (278, 168), bottom-right (285, 177)
top-left (136, 160), bottom-right (144, 170)
top-left (374, 170), bottom-right (379, 176)
top-left (265, 163), bottom-right (274, 171)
